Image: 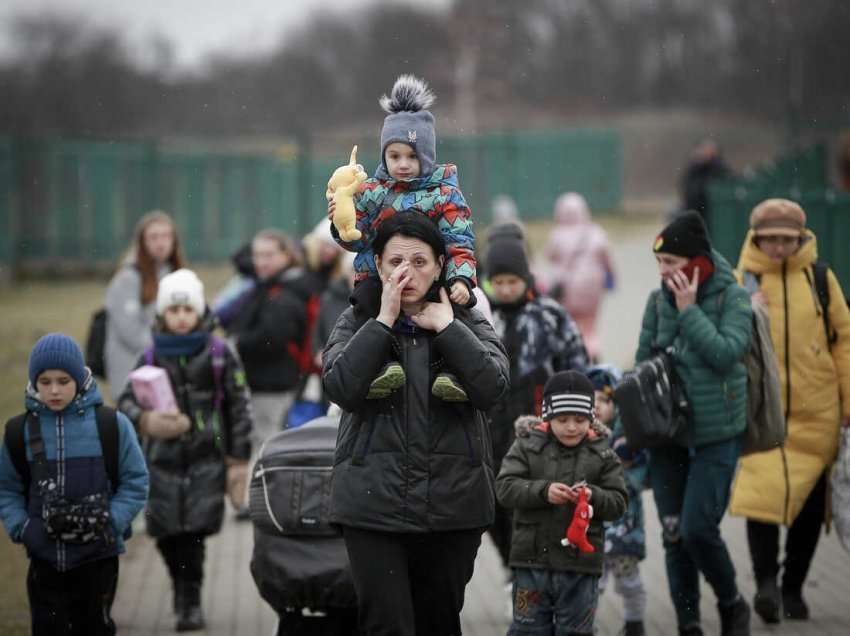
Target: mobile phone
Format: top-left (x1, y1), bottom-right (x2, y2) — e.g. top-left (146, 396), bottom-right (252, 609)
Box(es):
top-left (680, 255), bottom-right (714, 282)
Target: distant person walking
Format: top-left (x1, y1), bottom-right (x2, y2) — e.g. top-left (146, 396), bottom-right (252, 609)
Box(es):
top-left (104, 210), bottom-right (184, 401)
top-left (638, 211), bottom-right (752, 636)
top-left (484, 233), bottom-right (589, 579)
top-left (729, 199), bottom-right (850, 624)
top-left (224, 229), bottom-right (309, 463)
top-left (679, 139), bottom-right (731, 225)
top-left (119, 269), bottom-right (253, 631)
top-left (544, 192), bottom-right (615, 361)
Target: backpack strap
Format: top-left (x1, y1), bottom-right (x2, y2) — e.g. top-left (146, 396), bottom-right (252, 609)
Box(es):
top-left (4, 409), bottom-right (120, 497)
top-left (25, 414), bottom-right (51, 487)
top-left (95, 406), bottom-right (120, 493)
top-left (209, 336), bottom-right (226, 412)
top-left (143, 346), bottom-right (154, 366)
top-left (811, 262), bottom-right (835, 348)
top-left (3, 414), bottom-right (31, 494)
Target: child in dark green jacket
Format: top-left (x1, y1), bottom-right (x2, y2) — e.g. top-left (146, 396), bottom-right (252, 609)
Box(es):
top-left (496, 371), bottom-right (627, 635)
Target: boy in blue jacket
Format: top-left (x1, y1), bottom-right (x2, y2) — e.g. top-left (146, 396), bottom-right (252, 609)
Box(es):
top-left (0, 334), bottom-right (149, 635)
top-left (588, 365), bottom-right (648, 636)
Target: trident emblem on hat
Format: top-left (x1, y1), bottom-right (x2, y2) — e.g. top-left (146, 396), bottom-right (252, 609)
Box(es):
top-left (407, 130), bottom-right (417, 143)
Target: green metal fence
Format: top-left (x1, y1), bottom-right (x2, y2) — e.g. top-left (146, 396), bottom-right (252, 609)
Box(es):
top-left (1, 129), bottom-right (622, 273)
top-left (707, 143), bottom-right (850, 292)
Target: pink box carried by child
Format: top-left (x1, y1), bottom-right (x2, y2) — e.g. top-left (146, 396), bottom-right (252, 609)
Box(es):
top-left (129, 365), bottom-right (178, 412)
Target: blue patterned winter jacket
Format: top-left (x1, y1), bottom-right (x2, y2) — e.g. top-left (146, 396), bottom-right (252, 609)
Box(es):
top-left (0, 374), bottom-right (148, 571)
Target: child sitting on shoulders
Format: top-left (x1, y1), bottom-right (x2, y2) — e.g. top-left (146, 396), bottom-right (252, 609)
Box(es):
top-left (329, 74), bottom-right (476, 402)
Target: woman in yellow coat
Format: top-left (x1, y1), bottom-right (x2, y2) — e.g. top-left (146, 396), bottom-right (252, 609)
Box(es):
top-left (729, 199), bottom-right (850, 624)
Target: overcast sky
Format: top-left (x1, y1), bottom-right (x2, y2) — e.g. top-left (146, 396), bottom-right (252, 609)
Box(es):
top-left (0, 0), bottom-right (450, 69)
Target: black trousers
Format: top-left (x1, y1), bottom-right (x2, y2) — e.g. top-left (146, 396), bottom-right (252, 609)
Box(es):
top-left (747, 472), bottom-right (827, 595)
top-left (276, 608), bottom-right (360, 636)
top-left (156, 532), bottom-right (206, 584)
top-left (342, 526), bottom-right (483, 636)
top-left (487, 501), bottom-right (513, 572)
top-left (27, 556), bottom-right (118, 636)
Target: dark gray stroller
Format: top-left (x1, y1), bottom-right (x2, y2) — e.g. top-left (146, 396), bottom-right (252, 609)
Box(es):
top-left (249, 415), bottom-right (358, 635)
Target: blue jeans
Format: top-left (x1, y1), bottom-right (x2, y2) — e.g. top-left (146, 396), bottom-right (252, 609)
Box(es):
top-left (649, 437), bottom-right (742, 628)
top-left (508, 568), bottom-right (599, 635)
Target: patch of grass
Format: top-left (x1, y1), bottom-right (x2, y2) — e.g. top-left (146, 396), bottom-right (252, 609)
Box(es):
top-left (0, 264), bottom-right (231, 631)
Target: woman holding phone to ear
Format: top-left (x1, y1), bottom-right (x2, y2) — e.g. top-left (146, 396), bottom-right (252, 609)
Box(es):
top-left (636, 211), bottom-right (754, 636)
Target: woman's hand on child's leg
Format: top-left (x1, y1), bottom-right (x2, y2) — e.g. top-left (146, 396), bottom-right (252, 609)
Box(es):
top-left (449, 281), bottom-right (470, 305)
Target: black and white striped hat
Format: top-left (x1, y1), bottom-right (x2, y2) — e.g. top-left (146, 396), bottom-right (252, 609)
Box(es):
top-left (542, 371), bottom-right (595, 420)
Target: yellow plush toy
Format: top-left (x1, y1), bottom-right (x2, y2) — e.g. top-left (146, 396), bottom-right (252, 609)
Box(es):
top-left (326, 145), bottom-right (367, 242)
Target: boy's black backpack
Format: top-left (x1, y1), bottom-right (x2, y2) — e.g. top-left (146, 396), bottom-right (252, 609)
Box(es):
top-left (249, 415), bottom-right (356, 615)
top-left (85, 308), bottom-right (108, 378)
top-left (3, 406), bottom-right (121, 500)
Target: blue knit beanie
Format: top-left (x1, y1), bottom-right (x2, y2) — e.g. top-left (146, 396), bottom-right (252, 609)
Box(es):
top-left (378, 75), bottom-right (437, 179)
top-left (28, 333), bottom-right (87, 389)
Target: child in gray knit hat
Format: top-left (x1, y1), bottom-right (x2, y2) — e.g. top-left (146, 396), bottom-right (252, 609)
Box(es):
top-left (328, 74), bottom-right (479, 401)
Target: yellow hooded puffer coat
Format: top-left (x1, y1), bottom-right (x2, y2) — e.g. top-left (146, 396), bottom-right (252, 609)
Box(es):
top-left (729, 230), bottom-right (850, 525)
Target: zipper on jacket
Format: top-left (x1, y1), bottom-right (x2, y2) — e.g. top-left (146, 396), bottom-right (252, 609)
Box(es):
top-left (253, 465), bottom-right (333, 477)
top-left (57, 413), bottom-right (65, 572)
top-left (402, 334), bottom-right (411, 522)
top-left (781, 261), bottom-right (792, 523)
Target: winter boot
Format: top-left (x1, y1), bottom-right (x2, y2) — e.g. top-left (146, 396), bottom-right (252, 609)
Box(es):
top-left (176, 580), bottom-right (205, 631)
top-left (753, 577), bottom-right (781, 624)
top-left (718, 596), bottom-right (751, 636)
top-left (678, 623), bottom-right (703, 636)
top-left (621, 620), bottom-right (645, 635)
top-left (781, 588), bottom-right (809, 620)
top-left (367, 362), bottom-right (405, 399)
top-left (431, 372), bottom-right (468, 402)
top-left (172, 578), bottom-right (185, 614)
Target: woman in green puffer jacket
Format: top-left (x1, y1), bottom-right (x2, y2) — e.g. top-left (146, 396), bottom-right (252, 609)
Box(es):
top-left (635, 211), bottom-right (753, 636)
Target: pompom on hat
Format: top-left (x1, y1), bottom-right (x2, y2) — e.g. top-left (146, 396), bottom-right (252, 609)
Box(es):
top-left (379, 75), bottom-right (437, 179)
top-left (750, 198), bottom-right (806, 238)
top-left (156, 268), bottom-right (205, 317)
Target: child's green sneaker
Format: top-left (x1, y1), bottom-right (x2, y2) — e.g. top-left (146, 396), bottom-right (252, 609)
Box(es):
top-left (431, 373), bottom-right (468, 402)
top-left (367, 362), bottom-right (406, 399)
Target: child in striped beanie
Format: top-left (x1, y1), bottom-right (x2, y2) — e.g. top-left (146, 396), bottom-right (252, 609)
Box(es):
top-left (496, 369), bottom-right (627, 634)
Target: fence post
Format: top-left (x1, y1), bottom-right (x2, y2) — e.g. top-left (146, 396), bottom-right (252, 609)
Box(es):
top-left (296, 130), bottom-right (312, 237)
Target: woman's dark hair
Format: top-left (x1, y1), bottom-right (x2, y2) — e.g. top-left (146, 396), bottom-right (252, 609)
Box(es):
top-left (372, 212), bottom-right (447, 267)
top-left (352, 212), bottom-right (473, 322)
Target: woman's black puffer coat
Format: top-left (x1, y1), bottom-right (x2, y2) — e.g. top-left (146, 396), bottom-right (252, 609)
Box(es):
top-left (118, 331), bottom-right (252, 538)
top-left (322, 305), bottom-right (510, 533)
